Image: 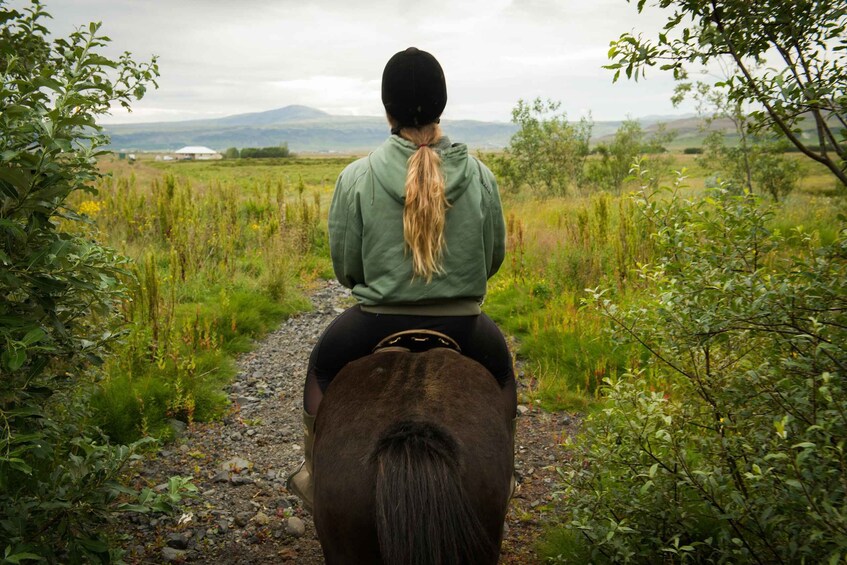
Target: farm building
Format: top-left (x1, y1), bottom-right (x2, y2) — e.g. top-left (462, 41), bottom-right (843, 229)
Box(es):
top-left (173, 146), bottom-right (222, 160)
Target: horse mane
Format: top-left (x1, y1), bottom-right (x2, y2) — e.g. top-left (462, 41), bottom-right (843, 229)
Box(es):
top-left (372, 420), bottom-right (496, 565)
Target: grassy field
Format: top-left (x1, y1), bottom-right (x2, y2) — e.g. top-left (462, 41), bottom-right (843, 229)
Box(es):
top-left (77, 152), bottom-right (845, 439)
top-left (75, 155), bottom-right (349, 441)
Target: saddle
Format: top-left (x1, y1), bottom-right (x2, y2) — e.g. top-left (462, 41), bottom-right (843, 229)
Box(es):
top-left (372, 329), bottom-right (461, 354)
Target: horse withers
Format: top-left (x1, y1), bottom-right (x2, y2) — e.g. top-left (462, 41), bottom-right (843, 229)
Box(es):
top-left (312, 347), bottom-right (514, 564)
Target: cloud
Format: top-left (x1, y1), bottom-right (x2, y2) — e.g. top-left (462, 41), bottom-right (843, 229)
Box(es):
top-left (28, 0), bottom-right (693, 124)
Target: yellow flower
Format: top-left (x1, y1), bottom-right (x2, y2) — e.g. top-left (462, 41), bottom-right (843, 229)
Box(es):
top-left (78, 200), bottom-right (102, 217)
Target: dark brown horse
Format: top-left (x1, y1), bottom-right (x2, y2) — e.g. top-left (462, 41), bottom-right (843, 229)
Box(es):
top-left (312, 348), bottom-right (514, 565)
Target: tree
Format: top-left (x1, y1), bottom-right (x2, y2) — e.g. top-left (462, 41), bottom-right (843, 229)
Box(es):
top-left (605, 0), bottom-right (847, 188)
top-left (587, 118), bottom-right (676, 192)
top-left (0, 2), bottom-right (189, 561)
top-left (223, 146), bottom-right (240, 159)
top-left (499, 98), bottom-right (592, 196)
top-left (678, 81), bottom-right (800, 201)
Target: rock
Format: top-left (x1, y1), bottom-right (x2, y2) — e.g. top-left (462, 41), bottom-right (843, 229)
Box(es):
top-left (285, 516), bottom-right (306, 537)
top-left (220, 456), bottom-right (252, 473)
top-left (162, 547), bottom-right (187, 562)
top-left (212, 471), bottom-right (231, 483)
top-left (166, 532), bottom-right (190, 550)
top-left (254, 511), bottom-right (271, 526)
top-left (167, 419), bottom-right (188, 438)
top-left (235, 512), bottom-right (252, 527)
top-left (517, 404), bottom-right (530, 416)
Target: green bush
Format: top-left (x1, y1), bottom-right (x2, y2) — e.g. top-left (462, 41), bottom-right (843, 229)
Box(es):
top-left (0, 3), bottom-right (193, 561)
top-left (557, 169), bottom-right (847, 563)
top-left (585, 120), bottom-right (675, 193)
top-left (495, 98), bottom-right (592, 196)
top-left (240, 144), bottom-right (290, 159)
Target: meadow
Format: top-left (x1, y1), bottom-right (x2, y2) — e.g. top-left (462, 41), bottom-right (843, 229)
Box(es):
top-left (75, 155), bottom-right (351, 441)
top-left (76, 152), bottom-right (844, 442)
top-left (488, 153), bottom-right (844, 411)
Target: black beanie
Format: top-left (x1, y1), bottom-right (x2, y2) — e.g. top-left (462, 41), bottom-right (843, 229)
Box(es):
top-left (381, 47), bottom-right (447, 128)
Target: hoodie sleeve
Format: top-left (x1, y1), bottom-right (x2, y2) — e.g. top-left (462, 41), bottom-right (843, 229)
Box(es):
top-left (329, 169), bottom-right (364, 289)
top-left (479, 160), bottom-right (506, 279)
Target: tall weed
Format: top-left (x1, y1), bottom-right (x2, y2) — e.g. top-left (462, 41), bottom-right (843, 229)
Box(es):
top-left (77, 161), bottom-right (323, 441)
top-left (487, 189), bottom-right (653, 408)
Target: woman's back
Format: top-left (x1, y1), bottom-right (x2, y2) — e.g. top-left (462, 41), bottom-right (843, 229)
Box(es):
top-left (329, 134), bottom-right (505, 307)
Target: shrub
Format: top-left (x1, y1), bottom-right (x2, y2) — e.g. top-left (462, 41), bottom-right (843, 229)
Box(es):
top-left (0, 2), bottom-right (193, 561)
top-left (497, 98), bottom-right (592, 196)
top-left (240, 144), bottom-right (290, 159)
top-left (559, 168), bottom-right (847, 562)
top-left (586, 120), bottom-right (676, 192)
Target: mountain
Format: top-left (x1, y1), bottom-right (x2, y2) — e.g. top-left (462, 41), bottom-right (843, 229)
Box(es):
top-left (103, 105), bottom-right (518, 153)
top-left (103, 105), bottom-right (710, 153)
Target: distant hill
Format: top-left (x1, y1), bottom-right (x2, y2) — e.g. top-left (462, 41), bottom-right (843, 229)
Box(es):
top-left (103, 105), bottom-right (709, 153)
top-left (103, 105), bottom-right (519, 153)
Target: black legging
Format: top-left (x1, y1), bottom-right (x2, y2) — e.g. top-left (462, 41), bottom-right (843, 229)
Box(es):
top-left (304, 305), bottom-right (516, 415)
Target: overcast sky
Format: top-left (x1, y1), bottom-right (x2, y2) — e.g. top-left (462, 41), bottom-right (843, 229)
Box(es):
top-left (28, 0), bottom-right (697, 124)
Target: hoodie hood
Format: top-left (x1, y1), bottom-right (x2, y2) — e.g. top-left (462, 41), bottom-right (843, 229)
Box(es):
top-left (368, 135), bottom-right (473, 205)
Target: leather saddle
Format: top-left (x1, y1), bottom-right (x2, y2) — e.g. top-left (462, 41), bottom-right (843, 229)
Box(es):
top-left (372, 329), bottom-right (461, 354)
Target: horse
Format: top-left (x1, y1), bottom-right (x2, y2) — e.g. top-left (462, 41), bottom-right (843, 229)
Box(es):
top-left (312, 347), bottom-right (514, 565)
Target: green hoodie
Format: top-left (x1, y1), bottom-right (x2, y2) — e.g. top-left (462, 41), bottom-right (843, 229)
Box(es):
top-left (329, 135), bottom-right (506, 311)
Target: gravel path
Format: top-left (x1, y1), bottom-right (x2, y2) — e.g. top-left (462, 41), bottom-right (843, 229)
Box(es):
top-left (118, 280), bottom-right (578, 564)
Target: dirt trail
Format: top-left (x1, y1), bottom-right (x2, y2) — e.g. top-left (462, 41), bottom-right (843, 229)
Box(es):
top-left (119, 280), bottom-right (576, 563)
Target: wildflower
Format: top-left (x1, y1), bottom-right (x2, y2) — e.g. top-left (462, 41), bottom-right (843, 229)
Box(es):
top-left (78, 200), bottom-right (102, 217)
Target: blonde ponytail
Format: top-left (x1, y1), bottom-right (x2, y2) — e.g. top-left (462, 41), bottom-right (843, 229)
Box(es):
top-left (397, 123), bottom-right (448, 282)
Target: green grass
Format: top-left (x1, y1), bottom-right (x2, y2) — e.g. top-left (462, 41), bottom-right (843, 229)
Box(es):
top-left (486, 276), bottom-right (632, 411)
top-left (78, 156), bottom-right (330, 442)
top-left (82, 152), bottom-right (844, 437)
top-left (536, 527), bottom-right (594, 563)
top-left (484, 152), bottom-right (844, 410)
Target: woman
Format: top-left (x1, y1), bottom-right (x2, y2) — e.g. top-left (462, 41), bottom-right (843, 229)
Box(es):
top-left (287, 47), bottom-right (516, 511)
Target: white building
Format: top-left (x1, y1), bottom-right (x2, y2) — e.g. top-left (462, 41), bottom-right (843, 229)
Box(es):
top-left (173, 146), bottom-right (222, 160)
